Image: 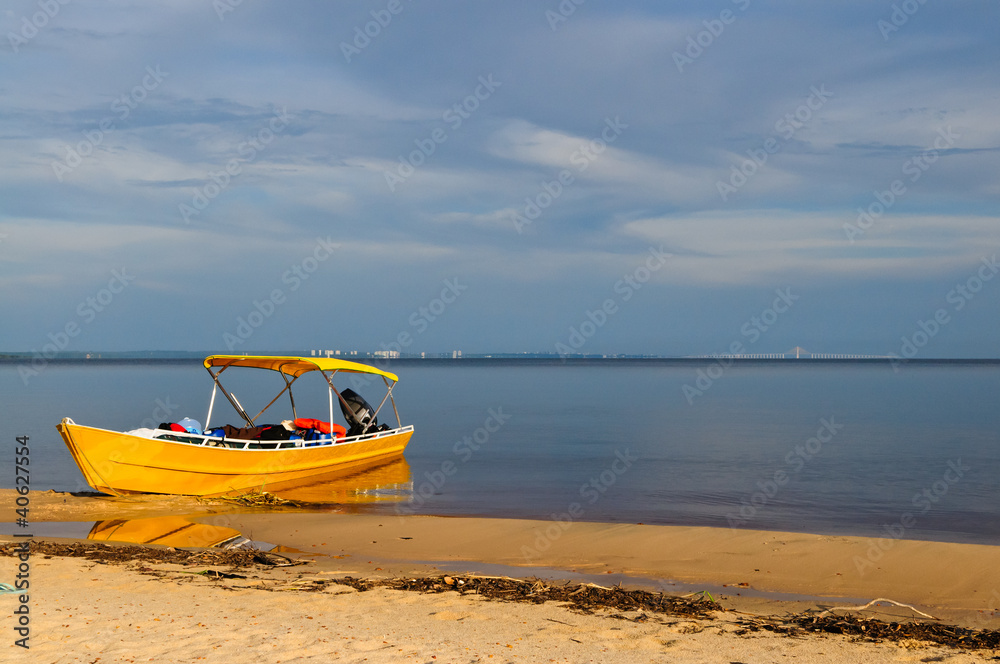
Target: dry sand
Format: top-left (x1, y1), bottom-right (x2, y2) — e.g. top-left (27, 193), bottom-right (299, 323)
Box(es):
top-left (2, 490), bottom-right (999, 662)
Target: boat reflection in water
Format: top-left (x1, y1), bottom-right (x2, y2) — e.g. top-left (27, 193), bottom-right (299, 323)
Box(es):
top-left (87, 457), bottom-right (412, 548)
top-left (88, 515), bottom-right (249, 549)
top-left (262, 455), bottom-right (412, 504)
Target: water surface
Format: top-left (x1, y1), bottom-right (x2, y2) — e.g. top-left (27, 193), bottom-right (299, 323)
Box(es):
top-left (3, 358), bottom-right (998, 544)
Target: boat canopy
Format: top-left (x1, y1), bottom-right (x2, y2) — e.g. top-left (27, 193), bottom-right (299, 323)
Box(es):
top-left (204, 355), bottom-right (398, 382)
top-left (202, 355), bottom-right (402, 431)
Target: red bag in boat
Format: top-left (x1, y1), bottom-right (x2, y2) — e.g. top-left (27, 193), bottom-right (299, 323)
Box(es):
top-left (293, 418), bottom-right (347, 437)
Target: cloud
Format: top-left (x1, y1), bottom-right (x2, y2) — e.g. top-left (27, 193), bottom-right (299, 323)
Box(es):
top-left (487, 120), bottom-right (718, 204)
top-left (621, 211), bottom-right (1000, 284)
top-left (425, 209), bottom-right (521, 230)
top-left (1, 1), bottom-right (998, 354)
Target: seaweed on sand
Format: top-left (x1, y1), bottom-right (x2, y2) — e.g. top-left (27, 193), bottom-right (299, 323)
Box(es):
top-left (0, 540), bottom-right (301, 569)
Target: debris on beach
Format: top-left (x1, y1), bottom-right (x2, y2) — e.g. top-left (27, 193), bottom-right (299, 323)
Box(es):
top-left (734, 613), bottom-right (1000, 651)
top-left (201, 490), bottom-right (299, 507)
top-left (330, 574), bottom-right (722, 620)
top-left (0, 540), bottom-right (303, 569)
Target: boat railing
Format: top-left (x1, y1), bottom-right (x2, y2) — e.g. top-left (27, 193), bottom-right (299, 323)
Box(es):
top-left (150, 425), bottom-right (414, 450)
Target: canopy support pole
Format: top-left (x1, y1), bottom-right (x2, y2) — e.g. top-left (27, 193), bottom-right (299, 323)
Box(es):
top-left (364, 378), bottom-right (398, 433)
top-left (322, 370), bottom-right (368, 432)
top-left (205, 382), bottom-right (218, 429)
top-left (285, 373), bottom-right (299, 420)
top-left (205, 366), bottom-right (255, 427)
top-left (384, 376), bottom-right (402, 428)
top-left (249, 374), bottom-right (300, 423)
top-left (328, 383), bottom-right (335, 436)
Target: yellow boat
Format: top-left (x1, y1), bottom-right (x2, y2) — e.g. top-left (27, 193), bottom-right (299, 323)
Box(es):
top-left (56, 355), bottom-right (414, 497)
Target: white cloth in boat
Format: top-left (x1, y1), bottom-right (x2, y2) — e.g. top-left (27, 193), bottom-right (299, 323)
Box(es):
top-left (125, 428), bottom-right (159, 439)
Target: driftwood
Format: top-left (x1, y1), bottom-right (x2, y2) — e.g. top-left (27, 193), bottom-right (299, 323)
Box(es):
top-left (818, 597), bottom-right (938, 621)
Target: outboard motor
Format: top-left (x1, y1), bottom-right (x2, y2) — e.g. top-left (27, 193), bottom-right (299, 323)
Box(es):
top-left (339, 388), bottom-right (378, 436)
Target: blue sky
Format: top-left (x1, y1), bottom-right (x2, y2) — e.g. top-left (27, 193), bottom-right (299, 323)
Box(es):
top-left (2, 0), bottom-right (998, 357)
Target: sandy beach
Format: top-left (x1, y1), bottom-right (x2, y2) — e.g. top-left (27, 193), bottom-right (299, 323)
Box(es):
top-left (2, 490), bottom-right (998, 662)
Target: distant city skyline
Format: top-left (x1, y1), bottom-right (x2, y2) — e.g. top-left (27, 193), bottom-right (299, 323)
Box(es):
top-left (2, 345), bottom-right (990, 362)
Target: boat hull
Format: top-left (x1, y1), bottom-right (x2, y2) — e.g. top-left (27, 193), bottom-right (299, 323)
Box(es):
top-left (56, 420), bottom-right (413, 497)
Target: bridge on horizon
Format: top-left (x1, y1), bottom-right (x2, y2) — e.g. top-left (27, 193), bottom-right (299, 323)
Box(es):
top-left (686, 346), bottom-right (894, 360)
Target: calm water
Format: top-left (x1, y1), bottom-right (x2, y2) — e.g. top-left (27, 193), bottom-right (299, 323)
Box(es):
top-left (2, 359), bottom-right (998, 544)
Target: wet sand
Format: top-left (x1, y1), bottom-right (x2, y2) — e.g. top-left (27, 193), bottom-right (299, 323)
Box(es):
top-left (2, 490), bottom-right (998, 662)
top-left (217, 511), bottom-right (1000, 626)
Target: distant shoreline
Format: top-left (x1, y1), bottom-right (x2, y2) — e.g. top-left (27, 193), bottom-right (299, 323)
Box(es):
top-left (1, 355), bottom-right (999, 365)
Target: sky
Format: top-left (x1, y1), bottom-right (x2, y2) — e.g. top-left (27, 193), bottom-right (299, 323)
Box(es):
top-left (1, 0), bottom-right (998, 358)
